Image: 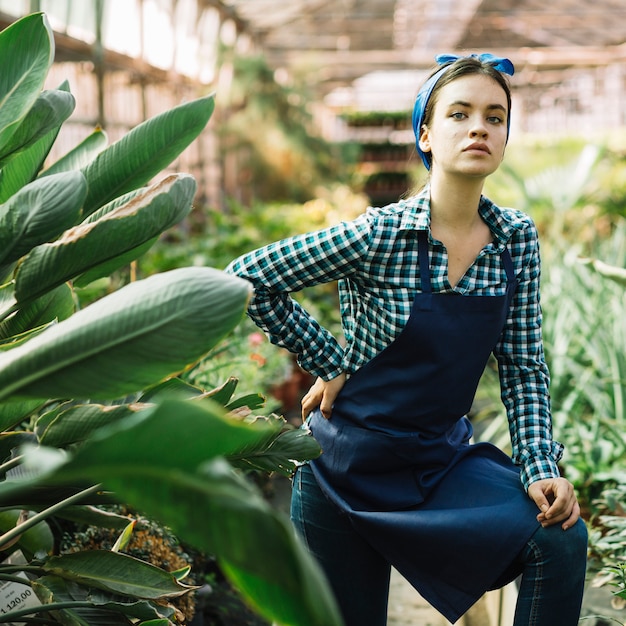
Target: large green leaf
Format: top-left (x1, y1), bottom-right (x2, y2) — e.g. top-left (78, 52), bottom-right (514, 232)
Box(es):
top-left (35, 403), bottom-right (145, 447)
top-left (33, 575), bottom-right (175, 625)
top-left (48, 399), bottom-right (281, 476)
top-left (0, 88), bottom-right (75, 167)
top-left (0, 403), bottom-right (43, 434)
top-left (40, 127), bottom-right (108, 177)
top-left (227, 425), bottom-right (322, 477)
top-left (81, 95), bottom-right (215, 216)
top-left (0, 84), bottom-right (75, 203)
top-left (51, 505), bottom-right (132, 531)
top-left (43, 552), bottom-right (194, 598)
top-left (220, 534), bottom-right (342, 626)
top-left (0, 171), bottom-right (87, 268)
top-left (2, 400), bottom-right (341, 625)
top-left (14, 174), bottom-right (194, 303)
top-left (74, 238), bottom-right (157, 289)
top-left (0, 13), bottom-right (54, 156)
top-left (0, 283), bottom-right (74, 341)
top-left (0, 267), bottom-right (251, 402)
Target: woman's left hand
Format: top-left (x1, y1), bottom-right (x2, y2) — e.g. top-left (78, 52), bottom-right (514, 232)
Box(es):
top-left (301, 373), bottom-right (347, 421)
top-left (527, 477), bottom-right (580, 531)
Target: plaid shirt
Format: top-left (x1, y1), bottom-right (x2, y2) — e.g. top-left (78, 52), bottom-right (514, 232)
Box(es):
top-left (225, 186), bottom-right (563, 488)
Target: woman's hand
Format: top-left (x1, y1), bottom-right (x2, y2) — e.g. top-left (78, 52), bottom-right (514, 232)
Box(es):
top-left (301, 373), bottom-right (347, 421)
top-left (527, 477), bottom-right (580, 531)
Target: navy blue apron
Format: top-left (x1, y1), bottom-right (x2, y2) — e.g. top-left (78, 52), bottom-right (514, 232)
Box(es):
top-left (309, 229), bottom-right (540, 623)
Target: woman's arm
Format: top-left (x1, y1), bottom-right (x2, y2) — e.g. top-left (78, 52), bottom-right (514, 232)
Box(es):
top-left (494, 220), bottom-right (564, 490)
top-left (224, 216), bottom-right (371, 380)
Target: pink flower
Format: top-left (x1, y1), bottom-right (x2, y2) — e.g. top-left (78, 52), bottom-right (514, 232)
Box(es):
top-left (248, 332), bottom-right (265, 347)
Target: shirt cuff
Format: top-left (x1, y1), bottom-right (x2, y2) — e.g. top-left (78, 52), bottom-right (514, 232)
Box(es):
top-left (519, 440), bottom-right (564, 491)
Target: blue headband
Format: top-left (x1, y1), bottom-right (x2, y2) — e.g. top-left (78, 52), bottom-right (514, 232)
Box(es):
top-left (412, 53), bottom-right (515, 170)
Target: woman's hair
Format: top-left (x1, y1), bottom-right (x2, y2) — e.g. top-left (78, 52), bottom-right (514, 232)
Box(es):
top-left (421, 57), bottom-right (512, 132)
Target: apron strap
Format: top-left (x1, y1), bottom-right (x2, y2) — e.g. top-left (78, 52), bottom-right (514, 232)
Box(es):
top-left (500, 248), bottom-right (518, 304)
top-left (500, 248), bottom-right (515, 282)
top-left (417, 230), bottom-right (432, 294)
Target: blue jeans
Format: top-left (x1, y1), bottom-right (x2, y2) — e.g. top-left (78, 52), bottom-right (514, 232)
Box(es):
top-left (291, 464), bottom-right (588, 626)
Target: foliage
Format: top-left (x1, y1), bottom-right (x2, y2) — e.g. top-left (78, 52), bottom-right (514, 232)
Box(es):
top-left (339, 110), bottom-right (411, 129)
top-left (0, 12), bottom-right (342, 626)
top-left (588, 483), bottom-right (626, 575)
top-left (218, 52), bottom-right (354, 204)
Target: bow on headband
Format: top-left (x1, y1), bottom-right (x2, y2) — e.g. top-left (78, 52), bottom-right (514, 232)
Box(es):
top-left (412, 53), bottom-right (515, 170)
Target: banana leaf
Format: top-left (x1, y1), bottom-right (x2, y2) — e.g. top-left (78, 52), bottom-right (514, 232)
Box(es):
top-left (33, 575), bottom-right (170, 624)
top-left (40, 127), bottom-right (108, 177)
top-left (49, 505), bottom-right (132, 530)
top-left (0, 283), bottom-right (74, 340)
top-left (43, 552), bottom-right (194, 598)
top-left (227, 426), bottom-right (321, 477)
top-left (204, 376), bottom-right (239, 405)
top-left (0, 13), bottom-right (54, 156)
top-left (0, 87), bottom-right (75, 167)
top-left (0, 267), bottom-right (251, 402)
top-left (0, 84), bottom-right (75, 203)
top-left (35, 403), bottom-right (146, 448)
top-left (0, 171), bottom-right (87, 268)
top-left (81, 95), bottom-right (215, 216)
top-left (14, 174), bottom-right (194, 303)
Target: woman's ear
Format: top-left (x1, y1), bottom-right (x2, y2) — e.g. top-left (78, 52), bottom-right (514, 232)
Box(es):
top-left (418, 125), bottom-right (431, 155)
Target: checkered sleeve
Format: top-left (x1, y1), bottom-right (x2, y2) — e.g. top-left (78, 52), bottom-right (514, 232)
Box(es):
top-left (224, 216), bottom-right (371, 380)
top-left (493, 219), bottom-right (564, 491)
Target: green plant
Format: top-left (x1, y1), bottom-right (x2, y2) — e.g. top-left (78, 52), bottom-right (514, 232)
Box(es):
top-left (588, 483), bottom-right (626, 574)
top-left (218, 53), bottom-right (352, 204)
top-left (0, 12), bottom-right (342, 626)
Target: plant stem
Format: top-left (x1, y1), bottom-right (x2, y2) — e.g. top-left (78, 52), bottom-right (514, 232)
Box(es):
top-left (0, 601), bottom-right (119, 623)
top-left (0, 455), bottom-right (24, 477)
top-left (0, 484), bottom-right (101, 549)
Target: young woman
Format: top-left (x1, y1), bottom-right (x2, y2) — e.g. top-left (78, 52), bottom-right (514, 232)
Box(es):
top-left (225, 53), bottom-right (588, 626)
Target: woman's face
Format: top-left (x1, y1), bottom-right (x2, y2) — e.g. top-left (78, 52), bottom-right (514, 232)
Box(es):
top-left (418, 73), bottom-right (509, 179)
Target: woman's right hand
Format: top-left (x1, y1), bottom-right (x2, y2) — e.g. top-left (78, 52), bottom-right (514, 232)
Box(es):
top-left (301, 373), bottom-right (347, 421)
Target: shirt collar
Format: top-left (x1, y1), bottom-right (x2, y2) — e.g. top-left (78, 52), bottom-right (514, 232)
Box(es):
top-left (399, 185), bottom-right (524, 247)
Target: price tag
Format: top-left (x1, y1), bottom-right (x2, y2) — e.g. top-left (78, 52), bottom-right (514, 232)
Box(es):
top-left (0, 552), bottom-right (42, 626)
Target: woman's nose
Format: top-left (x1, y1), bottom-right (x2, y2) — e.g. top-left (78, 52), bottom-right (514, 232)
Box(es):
top-left (470, 125), bottom-right (488, 138)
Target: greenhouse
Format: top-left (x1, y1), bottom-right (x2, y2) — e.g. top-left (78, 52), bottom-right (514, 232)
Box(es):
top-left (0, 1), bottom-right (625, 625)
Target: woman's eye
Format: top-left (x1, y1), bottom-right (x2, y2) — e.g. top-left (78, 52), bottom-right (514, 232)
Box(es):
top-left (487, 116), bottom-right (504, 124)
top-left (451, 112), bottom-right (466, 120)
